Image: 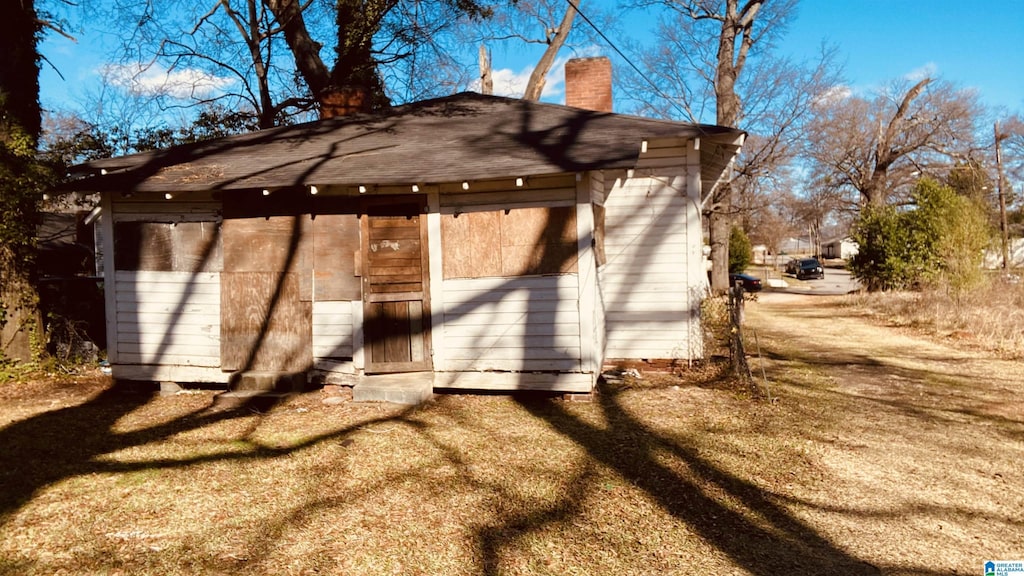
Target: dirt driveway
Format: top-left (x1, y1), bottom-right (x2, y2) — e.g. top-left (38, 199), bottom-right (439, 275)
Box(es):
top-left (743, 292), bottom-right (1024, 574)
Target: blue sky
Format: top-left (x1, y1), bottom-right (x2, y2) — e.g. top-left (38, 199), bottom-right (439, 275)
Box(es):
top-left (784, 0), bottom-right (1024, 112)
top-left (38, 0), bottom-right (1024, 121)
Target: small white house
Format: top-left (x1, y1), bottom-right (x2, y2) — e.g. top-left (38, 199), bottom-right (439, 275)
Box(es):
top-left (822, 237), bottom-right (859, 260)
top-left (60, 58), bottom-right (744, 395)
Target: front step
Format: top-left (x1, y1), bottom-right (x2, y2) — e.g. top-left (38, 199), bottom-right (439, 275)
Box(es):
top-left (210, 371), bottom-right (309, 411)
top-left (228, 371), bottom-right (307, 393)
top-left (353, 373), bottom-right (433, 405)
top-left (211, 390), bottom-right (293, 412)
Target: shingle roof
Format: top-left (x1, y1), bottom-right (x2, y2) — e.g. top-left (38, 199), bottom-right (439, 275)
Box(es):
top-left (65, 92), bottom-right (743, 193)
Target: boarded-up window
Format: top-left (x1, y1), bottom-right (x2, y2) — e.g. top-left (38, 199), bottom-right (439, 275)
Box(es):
top-left (442, 206), bottom-right (577, 279)
top-left (114, 221), bottom-right (222, 272)
top-left (313, 214), bottom-right (361, 301)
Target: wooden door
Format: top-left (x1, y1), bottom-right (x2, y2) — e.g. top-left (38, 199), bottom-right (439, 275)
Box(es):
top-left (361, 200), bottom-right (431, 373)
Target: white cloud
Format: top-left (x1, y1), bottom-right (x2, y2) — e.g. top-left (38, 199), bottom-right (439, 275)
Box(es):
top-left (102, 63), bottom-right (236, 99)
top-left (471, 51), bottom-right (604, 102)
top-left (814, 84), bottom-right (852, 106)
top-left (905, 62), bottom-right (939, 82)
top-left (470, 61), bottom-right (564, 99)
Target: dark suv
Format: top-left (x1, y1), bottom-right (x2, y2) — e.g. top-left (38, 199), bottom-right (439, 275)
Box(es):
top-left (787, 257), bottom-right (825, 280)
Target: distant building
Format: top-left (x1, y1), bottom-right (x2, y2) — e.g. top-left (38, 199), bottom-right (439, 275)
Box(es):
top-left (752, 244), bottom-right (768, 264)
top-left (983, 238), bottom-right (1024, 269)
top-left (822, 237), bottom-right (859, 260)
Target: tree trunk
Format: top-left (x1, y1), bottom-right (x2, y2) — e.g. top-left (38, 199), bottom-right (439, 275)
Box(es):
top-left (0, 0), bottom-right (42, 142)
top-left (523, 0), bottom-right (578, 102)
top-left (264, 0), bottom-right (331, 100)
top-left (703, 0), bottom-right (762, 293)
top-left (265, 0), bottom-right (390, 114)
top-left (331, 0), bottom-right (392, 110)
top-left (0, 0), bottom-right (44, 363)
top-left (709, 201), bottom-right (731, 293)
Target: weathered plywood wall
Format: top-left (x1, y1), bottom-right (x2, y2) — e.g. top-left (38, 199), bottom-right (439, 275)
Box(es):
top-left (441, 206), bottom-right (577, 278)
top-left (219, 215), bottom-right (313, 372)
top-left (113, 221), bottom-right (223, 272)
top-left (313, 213), bottom-right (361, 301)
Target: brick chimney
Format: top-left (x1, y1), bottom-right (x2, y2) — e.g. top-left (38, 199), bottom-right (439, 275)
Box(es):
top-left (564, 57), bottom-right (612, 113)
top-left (320, 87), bottom-right (370, 119)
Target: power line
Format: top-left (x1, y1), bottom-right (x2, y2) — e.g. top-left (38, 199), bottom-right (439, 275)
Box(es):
top-left (567, 0), bottom-right (697, 122)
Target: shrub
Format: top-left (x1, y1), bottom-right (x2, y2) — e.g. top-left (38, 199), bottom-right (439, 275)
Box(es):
top-left (849, 178), bottom-right (993, 292)
top-left (848, 204), bottom-right (922, 291)
top-left (728, 226), bottom-right (752, 274)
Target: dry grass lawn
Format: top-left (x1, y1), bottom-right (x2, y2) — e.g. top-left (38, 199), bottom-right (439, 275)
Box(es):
top-left (0, 292), bottom-right (1021, 575)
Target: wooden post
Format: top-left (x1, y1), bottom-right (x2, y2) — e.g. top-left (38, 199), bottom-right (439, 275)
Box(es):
top-left (479, 45), bottom-right (493, 95)
top-left (728, 282), bottom-right (752, 384)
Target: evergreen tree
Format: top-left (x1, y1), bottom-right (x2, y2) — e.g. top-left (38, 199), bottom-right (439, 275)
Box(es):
top-left (728, 226), bottom-right (753, 274)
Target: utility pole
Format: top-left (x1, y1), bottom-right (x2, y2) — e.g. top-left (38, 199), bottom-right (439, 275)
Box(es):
top-left (995, 122), bottom-right (1010, 270)
top-left (479, 45), bottom-right (493, 95)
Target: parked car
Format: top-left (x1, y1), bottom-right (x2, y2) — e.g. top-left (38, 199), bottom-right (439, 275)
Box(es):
top-left (791, 257), bottom-right (825, 280)
top-left (729, 273), bottom-right (763, 292)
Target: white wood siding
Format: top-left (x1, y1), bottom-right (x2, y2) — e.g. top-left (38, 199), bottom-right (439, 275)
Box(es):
top-left (438, 174), bottom-right (576, 211)
top-left (114, 270), bottom-right (221, 366)
top-left (440, 275), bottom-right (582, 372)
top-left (312, 300), bottom-right (354, 359)
top-left (311, 300), bottom-right (357, 377)
top-left (599, 166), bottom-right (702, 360)
top-left (111, 191), bottom-right (221, 223)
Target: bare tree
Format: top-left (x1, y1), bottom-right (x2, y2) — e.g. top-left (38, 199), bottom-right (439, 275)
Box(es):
top-left (265, 0), bottom-right (492, 115)
top-left (522, 0), bottom-right (578, 101)
top-left (729, 47), bottom-right (841, 229)
top-left (997, 114), bottom-right (1024, 207)
top-left (456, 0), bottom-right (593, 100)
top-left (805, 77), bottom-right (982, 207)
top-left (106, 0), bottom-right (311, 128)
top-left (746, 188), bottom-right (797, 267)
top-left (100, 0), bottom-right (493, 127)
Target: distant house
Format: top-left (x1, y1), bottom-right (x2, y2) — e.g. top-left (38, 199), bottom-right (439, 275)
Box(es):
top-left (59, 57), bottom-right (744, 396)
top-left (983, 238), bottom-right (1024, 269)
top-left (751, 244), bottom-right (768, 264)
top-left (822, 237), bottom-right (859, 260)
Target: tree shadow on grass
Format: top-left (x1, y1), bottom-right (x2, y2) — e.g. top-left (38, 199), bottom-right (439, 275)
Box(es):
top-left (0, 383), bottom-right (409, 528)
top-left (510, 384), bottom-right (882, 576)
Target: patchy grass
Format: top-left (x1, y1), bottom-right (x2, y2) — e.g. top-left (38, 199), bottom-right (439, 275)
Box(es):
top-left (842, 276), bottom-right (1024, 358)
top-left (1, 297), bottom-right (1021, 575)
